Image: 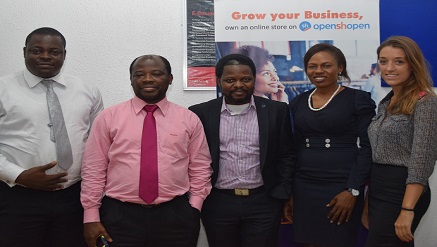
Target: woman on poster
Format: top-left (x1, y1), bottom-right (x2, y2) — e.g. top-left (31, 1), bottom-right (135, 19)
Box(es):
top-left (237, 45), bottom-right (291, 103)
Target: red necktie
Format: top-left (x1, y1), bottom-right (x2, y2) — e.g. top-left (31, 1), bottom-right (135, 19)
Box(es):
top-left (139, 105), bottom-right (159, 204)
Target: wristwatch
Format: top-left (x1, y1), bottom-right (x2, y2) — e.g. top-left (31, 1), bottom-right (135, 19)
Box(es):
top-left (347, 188), bottom-right (359, 197)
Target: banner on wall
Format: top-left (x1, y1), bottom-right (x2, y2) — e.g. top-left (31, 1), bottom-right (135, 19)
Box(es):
top-left (183, 0), bottom-right (216, 90)
top-left (184, 0), bottom-right (380, 104)
top-left (214, 0), bottom-right (380, 103)
top-left (215, 0), bottom-right (378, 41)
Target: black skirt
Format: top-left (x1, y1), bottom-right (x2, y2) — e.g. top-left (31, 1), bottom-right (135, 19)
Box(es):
top-left (365, 163), bottom-right (430, 247)
top-left (292, 145), bottom-right (364, 247)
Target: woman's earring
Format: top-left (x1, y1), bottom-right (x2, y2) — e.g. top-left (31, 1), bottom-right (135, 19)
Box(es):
top-left (338, 72), bottom-right (342, 76)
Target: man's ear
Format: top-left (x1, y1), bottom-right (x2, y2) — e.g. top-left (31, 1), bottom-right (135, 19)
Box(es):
top-left (168, 74), bottom-right (173, 85)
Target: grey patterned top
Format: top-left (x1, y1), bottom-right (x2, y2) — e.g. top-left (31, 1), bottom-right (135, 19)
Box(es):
top-left (368, 91), bottom-right (437, 185)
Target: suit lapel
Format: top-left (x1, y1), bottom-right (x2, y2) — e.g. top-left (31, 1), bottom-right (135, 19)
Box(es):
top-left (255, 97), bottom-right (268, 169)
top-left (208, 98), bottom-right (222, 170)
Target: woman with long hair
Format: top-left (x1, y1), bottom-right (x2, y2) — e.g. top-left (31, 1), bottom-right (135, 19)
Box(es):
top-left (237, 45), bottom-right (290, 103)
top-left (364, 36), bottom-right (437, 246)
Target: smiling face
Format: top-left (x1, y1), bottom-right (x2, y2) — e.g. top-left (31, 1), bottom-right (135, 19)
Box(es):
top-left (218, 64), bottom-right (255, 105)
top-left (24, 34), bottom-right (66, 78)
top-left (254, 61), bottom-right (280, 96)
top-left (306, 51), bottom-right (343, 89)
top-left (130, 56), bottom-right (173, 104)
top-left (378, 46), bottom-right (412, 91)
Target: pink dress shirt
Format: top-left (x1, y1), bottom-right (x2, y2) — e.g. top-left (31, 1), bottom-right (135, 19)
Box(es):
top-left (81, 96), bottom-right (212, 223)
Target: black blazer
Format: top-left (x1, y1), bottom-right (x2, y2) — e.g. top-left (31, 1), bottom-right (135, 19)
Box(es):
top-left (189, 96), bottom-right (294, 200)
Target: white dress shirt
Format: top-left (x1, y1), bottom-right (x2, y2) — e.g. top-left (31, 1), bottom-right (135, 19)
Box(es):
top-left (0, 69), bottom-right (104, 188)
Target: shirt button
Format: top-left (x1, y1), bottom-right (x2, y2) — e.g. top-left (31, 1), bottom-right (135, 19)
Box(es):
top-left (325, 144), bottom-right (331, 148)
top-left (325, 138), bottom-right (330, 143)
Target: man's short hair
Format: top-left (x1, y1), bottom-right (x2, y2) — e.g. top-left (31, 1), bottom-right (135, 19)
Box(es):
top-left (25, 27), bottom-right (66, 48)
top-left (215, 54), bottom-right (256, 78)
top-left (129, 55), bottom-right (172, 76)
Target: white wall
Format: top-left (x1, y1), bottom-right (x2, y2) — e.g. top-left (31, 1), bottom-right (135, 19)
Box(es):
top-left (0, 0), bottom-right (216, 108)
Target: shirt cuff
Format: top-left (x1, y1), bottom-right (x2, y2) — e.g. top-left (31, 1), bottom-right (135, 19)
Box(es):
top-left (0, 160), bottom-right (26, 185)
top-left (83, 208), bottom-right (101, 223)
top-left (189, 195), bottom-right (205, 211)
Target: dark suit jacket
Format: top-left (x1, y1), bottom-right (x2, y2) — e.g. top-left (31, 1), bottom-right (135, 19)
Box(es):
top-left (189, 96), bottom-right (294, 200)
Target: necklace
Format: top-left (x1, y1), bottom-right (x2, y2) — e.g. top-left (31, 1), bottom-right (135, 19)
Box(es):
top-left (308, 84), bottom-right (341, 111)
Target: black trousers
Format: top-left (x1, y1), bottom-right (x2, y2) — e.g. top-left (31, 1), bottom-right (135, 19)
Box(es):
top-left (100, 194), bottom-right (200, 247)
top-left (201, 188), bottom-right (284, 247)
top-left (0, 181), bottom-right (85, 247)
top-left (366, 164), bottom-right (430, 247)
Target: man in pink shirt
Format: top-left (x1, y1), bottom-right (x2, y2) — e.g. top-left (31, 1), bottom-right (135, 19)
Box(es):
top-left (80, 55), bottom-right (212, 247)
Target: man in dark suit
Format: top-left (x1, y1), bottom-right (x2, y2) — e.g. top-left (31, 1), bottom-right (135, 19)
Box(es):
top-left (189, 54), bottom-right (294, 247)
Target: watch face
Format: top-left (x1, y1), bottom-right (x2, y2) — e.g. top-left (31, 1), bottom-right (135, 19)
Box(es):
top-left (348, 188), bottom-right (359, 196)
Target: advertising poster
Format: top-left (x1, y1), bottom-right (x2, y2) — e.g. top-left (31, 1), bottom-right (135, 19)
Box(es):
top-left (184, 0), bottom-right (216, 90)
top-left (214, 0), bottom-right (380, 103)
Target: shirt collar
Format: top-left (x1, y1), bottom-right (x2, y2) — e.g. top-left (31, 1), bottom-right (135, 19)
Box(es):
top-left (380, 90), bottom-right (394, 104)
top-left (220, 95), bottom-right (256, 113)
top-left (23, 69), bottom-right (66, 88)
top-left (132, 96), bottom-right (170, 116)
